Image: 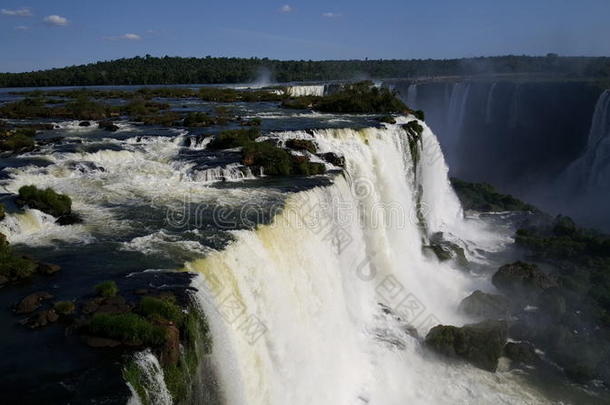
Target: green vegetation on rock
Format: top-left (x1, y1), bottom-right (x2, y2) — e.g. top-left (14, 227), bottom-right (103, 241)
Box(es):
top-left (17, 185), bottom-right (72, 218)
top-left (94, 281), bottom-right (119, 298)
top-left (88, 313), bottom-right (167, 346)
top-left (450, 178), bottom-right (538, 212)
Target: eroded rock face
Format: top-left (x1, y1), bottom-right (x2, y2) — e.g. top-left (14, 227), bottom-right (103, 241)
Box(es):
top-left (504, 342), bottom-right (539, 366)
top-left (492, 261), bottom-right (557, 296)
top-left (16, 291), bottom-right (54, 314)
top-left (458, 290), bottom-right (509, 320)
top-left (425, 320), bottom-right (508, 372)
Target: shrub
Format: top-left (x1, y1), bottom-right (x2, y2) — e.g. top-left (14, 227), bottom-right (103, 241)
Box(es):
top-left (450, 178), bottom-right (537, 212)
top-left (0, 243), bottom-right (38, 281)
top-left (139, 296), bottom-right (184, 325)
top-left (242, 141), bottom-right (293, 175)
top-left (17, 185), bottom-right (72, 217)
top-left (183, 112), bottom-right (218, 127)
top-left (88, 313), bottom-right (166, 346)
top-left (94, 280), bottom-right (119, 298)
top-left (54, 300), bottom-right (76, 315)
top-left (0, 132), bottom-right (36, 153)
top-left (207, 127), bottom-right (260, 150)
top-left (312, 81), bottom-right (407, 114)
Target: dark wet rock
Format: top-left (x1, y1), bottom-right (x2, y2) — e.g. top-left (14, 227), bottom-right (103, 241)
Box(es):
top-left (459, 290), bottom-right (509, 320)
top-left (0, 275), bottom-right (8, 286)
top-left (285, 139), bottom-right (317, 154)
top-left (85, 336), bottom-right (122, 348)
top-left (36, 136), bottom-right (64, 146)
top-left (158, 321), bottom-right (181, 366)
top-left (37, 262), bottom-right (61, 275)
top-left (425, 320), bottom-right (508, 372)
top-left (134, 289), bottom-right (150, 295)
top-left (85, 295), bottom-right (132, 315)
top-left (425, 232), bottom-right (468, 266)
top-left (16, 291), bottom-right (54, 314)
top-left (504, 342), bottom-right (539, 366)
top-left (56, 212), bottom-right (83, 226)
top-left (21, 309), bottom-right (59, 329)
top-left (98, 121), bottom-right (119, 132)
top-left (79, 121), bottom-right (91, 127)
top-left (318, 152), bottom-right (345, 167)
top-left (492, 262), bottom-right (557, 296)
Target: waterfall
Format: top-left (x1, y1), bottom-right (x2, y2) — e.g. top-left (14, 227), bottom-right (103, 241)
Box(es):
top-left (286, 85), bottom-right (327, 97)
top-left (443, 82), bottom-right (471, 168)
top-left (509, 84), bottom-right (522, 128)
top-left (561, 90), bottom-right (610, 193)
top-left (485, 83), bottom-right (497, 124)
top-left (406, 84), bottom-right (418, 109)
top-left (125, 350), bottom-right (173, 405)
top-left (186, 120), bottom-right (544, 405)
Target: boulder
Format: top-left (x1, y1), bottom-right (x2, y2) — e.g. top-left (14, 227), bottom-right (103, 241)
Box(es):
top-left (98, 121), bottom-right (119, 132)
top-left (285, 139), bottom-right (317, 154)
top-left (504, 342), bottom-right (539, 366)
top-left (426, 232), bottom-right (468, 266)
top-left (318, 152), bottom-right (345, 167)
top-left (37, 262), bottom-right (61, 275)
top-left (21, 309), bottom-right (59, 329)
top-left (78, 121), bottom-right (91, 127)
top-left (492, 262), bottom-right (557, 296)
top-left (425, 320), bottom-right (508, 372)
top-left (16, 291), bottom-right (54, 314)
top-left (459, 290), bottom-right (509, 320)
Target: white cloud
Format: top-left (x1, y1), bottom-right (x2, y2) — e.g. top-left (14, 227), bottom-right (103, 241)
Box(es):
top-left (280, 5), bottom-right (292, 13)
top-left (1, 7), bottom-right (32, 17)
top-left (15, 25), bottom-right (29, 30)
top-left (104, 33), bottom-right (142, 41)
top-left (322, 12), bottom-right (342, 18)
top-left (43, 15), bottom-right (69, 26)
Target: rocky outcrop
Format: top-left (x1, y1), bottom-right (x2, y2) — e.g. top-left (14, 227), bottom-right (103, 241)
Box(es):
top-left (98, 121), bottom-right (119, 132)
top-left (425, 232), bottom-right (468, 266)
top-left (285, 139), bottom-right (317, 154)
top-left (425, 320), bottom-right (508, 372)
top-left (318, 152), bottom-right (345, 167)
top-left (492, 261), bottom-right (557, 296)
top-left (458, 290), bottom-right (509, 320)
top-left (16, 291), bottom-right (54, 314)
top-left (504, 342), bottom-right (539, 366)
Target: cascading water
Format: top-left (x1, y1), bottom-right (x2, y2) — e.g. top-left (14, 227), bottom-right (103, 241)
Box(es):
top-left (286, 85), bottom-right (327, 97)
top-left (485, 82), bottom-right (498, 124)
top-left (186, 119), bottom-right (547, 405)
top-left (443, 82), bottom-right (471, 169)
top-left (406, 84), bottom-right (418, 109)
top-left (559, 90), bottom-right (610, 196)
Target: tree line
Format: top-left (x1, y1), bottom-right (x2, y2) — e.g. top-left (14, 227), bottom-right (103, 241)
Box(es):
top-left (1, 54), bottom-right (610, 88)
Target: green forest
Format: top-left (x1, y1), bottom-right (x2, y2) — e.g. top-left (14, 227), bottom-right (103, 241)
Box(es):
top-left (1, 55), bottom-right (610, 88)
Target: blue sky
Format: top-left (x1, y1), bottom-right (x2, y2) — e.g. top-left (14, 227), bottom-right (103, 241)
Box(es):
top-left (1, 0), bottom-right (609, 72)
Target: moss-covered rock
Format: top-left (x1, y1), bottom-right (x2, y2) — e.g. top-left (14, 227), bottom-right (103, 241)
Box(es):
top-left (242, 141), bottom-right (293, 176)
top-left (17, 185), bottom-right (73, 219)
top-left (425, 320), bottom-right (508, 372)
top-left (88, 312), bottom-right (167, 346)
top-left (450, 178), bottom-right (538, 212)
top-left (95, 281), bottom-right (119, 298)
top-left (207, 127), bottom-right (260, 150)
top-left (285, 138), bottom-right (317, 154)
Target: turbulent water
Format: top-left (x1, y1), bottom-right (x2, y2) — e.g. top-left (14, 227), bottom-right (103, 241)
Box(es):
top-left (185, 119), bottom-right (553, 405)
top-left (1, 86), bottom-right (606, 404)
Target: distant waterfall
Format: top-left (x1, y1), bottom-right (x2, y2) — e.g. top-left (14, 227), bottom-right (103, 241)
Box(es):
top-left (286, 85), bottom-right (327, 97)
top-left (561, 90), bottom-right (610, 193)
top-left (509, 84), bottom-right (522, 128)
top-left (443, 82), bottom-right (472, 168)
top-left (188, 119), bottom-right (543, 405)
top-left (406, 84), bottom-right (418, 108)
top-left (485, 83), bottom-right (498, 124)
